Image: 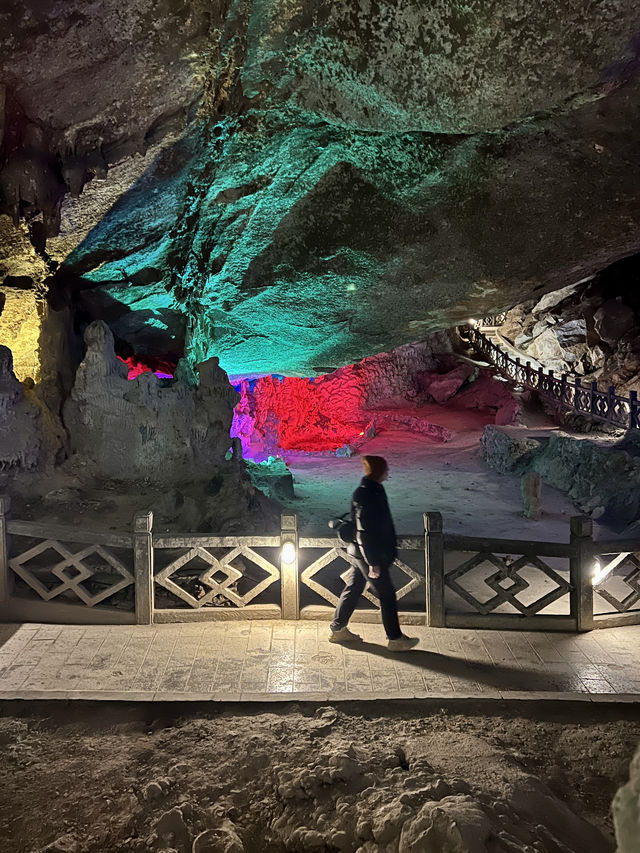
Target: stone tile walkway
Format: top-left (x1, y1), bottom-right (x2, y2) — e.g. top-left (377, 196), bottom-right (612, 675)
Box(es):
top-left (0, 621), bottom-right (639, 703)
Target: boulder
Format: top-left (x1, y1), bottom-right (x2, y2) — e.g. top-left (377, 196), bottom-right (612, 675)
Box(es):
top-left (531, 434), bottom-right (640, 528)
top-left (480, 426), bottom-right (545, 475)
top-left (613, 747), bottom-right (640, 853)
top-left (531, 282), bottom-right (580, 316)
top-left (417, 364), bottom-right (473, 404)
top-left (526, 327), bottom-right (570, 374)
top-left (593, 300), bottom-right (638, 347)
top-left (554, 318), bottom-right (587, 347)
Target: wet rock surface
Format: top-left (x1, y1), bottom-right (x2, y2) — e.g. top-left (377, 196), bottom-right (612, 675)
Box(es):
top-left (1, 701), bottom-right (638, 853)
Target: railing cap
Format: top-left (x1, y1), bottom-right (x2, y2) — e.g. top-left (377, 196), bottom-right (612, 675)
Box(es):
top-left (281, 512), bottom-right (298, 531)
top-left (570, 516), bottom-right (592, 538)
top-left (134, 511), bottom-right (153, 533)
top-left (423, 511), bottom-right (443, 533)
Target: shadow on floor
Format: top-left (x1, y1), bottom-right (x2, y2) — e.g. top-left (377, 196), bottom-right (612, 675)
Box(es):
top-left (353, 642), bottom-right (575, 691)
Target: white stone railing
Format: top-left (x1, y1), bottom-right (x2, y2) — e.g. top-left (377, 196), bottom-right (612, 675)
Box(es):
top-left (1, 497), bottom-right (638, 630)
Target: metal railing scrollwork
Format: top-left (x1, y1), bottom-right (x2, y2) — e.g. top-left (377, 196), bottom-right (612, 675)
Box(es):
top-left (464, 321), bottom-right (639, 431)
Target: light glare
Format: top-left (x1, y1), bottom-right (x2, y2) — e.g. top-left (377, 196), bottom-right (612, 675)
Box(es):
top-left (282, 542), bottom-right (296, 564)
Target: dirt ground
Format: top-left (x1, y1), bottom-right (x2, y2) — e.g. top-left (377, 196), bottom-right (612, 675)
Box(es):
top-left (1, 700), bottom-right (638, 853)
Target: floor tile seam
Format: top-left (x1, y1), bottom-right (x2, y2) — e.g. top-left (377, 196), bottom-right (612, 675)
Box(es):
top-left (121, 632), bottom-right (157, 685)
top-left (151, 629), bottom-right (184, 689)
top-left (85, 630), bottom-right (117, 669)
top-left (499, 632), bottom-right (544, 666)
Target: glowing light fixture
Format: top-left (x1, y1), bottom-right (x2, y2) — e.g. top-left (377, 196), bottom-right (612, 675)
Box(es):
top-left (592, 553), bottom-right (628, 586)
top-left (281, 542), bottom-right (296, 564)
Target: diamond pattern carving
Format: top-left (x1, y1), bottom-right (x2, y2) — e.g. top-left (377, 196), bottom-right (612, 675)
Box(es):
top-left (300, 547), bottom-right (421, 608)
top-left (594, 554), bottom-right (640, 613)
top-left (154, 545), bottom-right (280, 609)
top-left (445, 551), bottom-right (572, 616)
top-left (9, 539), bottom-right (134, 606)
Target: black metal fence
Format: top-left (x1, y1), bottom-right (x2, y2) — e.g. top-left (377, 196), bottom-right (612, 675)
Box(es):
top-left (466, 324), bottom-right (639, 431)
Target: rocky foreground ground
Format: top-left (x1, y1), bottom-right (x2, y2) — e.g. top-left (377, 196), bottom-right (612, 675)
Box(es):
top-left (1, 700), bottom-right (638, 853)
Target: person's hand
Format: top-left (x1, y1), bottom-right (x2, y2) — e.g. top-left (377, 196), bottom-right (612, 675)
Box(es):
top-left (368, 565), bottom-right (381, 579)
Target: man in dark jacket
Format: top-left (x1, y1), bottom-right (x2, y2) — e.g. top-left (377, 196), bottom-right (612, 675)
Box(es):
top-left (329, 455), bottom-right (419, 651)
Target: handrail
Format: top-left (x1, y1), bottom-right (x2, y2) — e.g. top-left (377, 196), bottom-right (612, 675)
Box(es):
top-left (464, 321), bottom-right (639, 431)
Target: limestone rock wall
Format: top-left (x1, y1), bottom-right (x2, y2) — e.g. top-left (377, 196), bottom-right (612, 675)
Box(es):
top-left (233, 335), bottom-right (518, 459)
top-left (63, 320), bottom-right (239, 483)
top-left (481, 425), bottom-right (640, 529)
top-left (3, 3), bottom-right (640, 377)
top-left (499, 262), bottom-right (640, 396)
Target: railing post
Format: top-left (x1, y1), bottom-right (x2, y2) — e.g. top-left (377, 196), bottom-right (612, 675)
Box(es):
top-left (570, 516), bottom-right (594, 632)
top-left (424, 512), bottom-right (445, 627)
top-left (560, 373), bottom-right (567, 403)
top-left (590, 381), bottom-right (598, 416)
top-left (538, 365), bottom-right (545, 393)
top-left (630, 391), bottom-right (638, 430)
top-left (0, 496), bottom-right (10, 620)
top-left (608, 385), bottom-right (616, 422)
top-left (280, 513), bottom-right (299, 620)
top-left (574, 376), bottom-right (582, 411)
top-left (134, 511), bottom-right (154, 625)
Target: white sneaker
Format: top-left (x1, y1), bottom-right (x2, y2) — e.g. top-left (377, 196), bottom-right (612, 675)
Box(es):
top-left (387, 635), bottom-right (420, 652)
top-left (329, 627), bottom-right (363, 643)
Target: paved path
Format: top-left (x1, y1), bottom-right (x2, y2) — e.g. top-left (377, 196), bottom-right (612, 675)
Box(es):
top-left (0, 621), bottom-right (639, 703)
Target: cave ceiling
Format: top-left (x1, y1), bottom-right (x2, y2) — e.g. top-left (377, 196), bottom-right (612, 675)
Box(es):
top-left (1, 1), bottom-right (640, 376)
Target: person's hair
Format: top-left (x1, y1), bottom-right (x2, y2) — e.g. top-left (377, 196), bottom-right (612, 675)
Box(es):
top-left (362, 455), bottom-right (388, 481)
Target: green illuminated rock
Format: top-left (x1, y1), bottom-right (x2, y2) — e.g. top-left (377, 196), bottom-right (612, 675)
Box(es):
top-left (2, 1), bottom-right (640, 375)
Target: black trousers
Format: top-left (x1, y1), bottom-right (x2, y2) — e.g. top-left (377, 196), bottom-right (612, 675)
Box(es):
top-left (330, 558), bottom-right (402, 640)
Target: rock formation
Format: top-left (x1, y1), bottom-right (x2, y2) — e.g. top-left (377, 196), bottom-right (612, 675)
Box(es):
top-left (63, 320), bottom-right (239, 483)
top-left (0, 345), bottom-right (43, 478)
top-left (231, 336), bottom-right (518, 459)
top-left (499, 260), bottom-right (640, 396)
top-left (2, 3), bottom-right (640, 377)
top-left (482, 425), bottom-right (640, 529)
top-left (613, 745), bottom-right (640, 853)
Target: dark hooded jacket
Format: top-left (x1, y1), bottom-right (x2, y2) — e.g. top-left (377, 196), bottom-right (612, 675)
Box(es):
top-left (352, 476), bottom-right (398, 567)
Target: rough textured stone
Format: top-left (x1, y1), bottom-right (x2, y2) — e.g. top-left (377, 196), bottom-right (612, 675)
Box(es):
top-left (593, 300), bottom-right (638, 347)
top-left (613, 746), bottom-right (640, 853)
top-left (2, 3), bottom-right (640, 376)
top-left (416, 364), bottom-right (473, 404)
top-left (0, 345), bottom-right (43, 478)
top-left (483, 425), bottom-right (640, 528)
top-left (62, 320), bottom-right (239, 483)
top-left (480, 425), bottom-right (544, 475)
top-left (531, 434), bottom-right (640, 528)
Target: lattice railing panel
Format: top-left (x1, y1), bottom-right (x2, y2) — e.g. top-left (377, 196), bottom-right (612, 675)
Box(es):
top-left (9, 537), bottom-right (134, 607)
top-left (445, 551), bottom-right (572, 616)
top-left (299, 547), bottom-right (422, 609)
top-left (153, 545), bottom-right (280, 609)
top-left (593, 552), bottom-right (640, 613)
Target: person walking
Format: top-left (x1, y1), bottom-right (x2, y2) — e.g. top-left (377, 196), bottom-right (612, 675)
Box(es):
top-left (329, 455), bottom-right (419, 651)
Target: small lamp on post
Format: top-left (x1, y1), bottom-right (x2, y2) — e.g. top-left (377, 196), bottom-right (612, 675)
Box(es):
top-left (280, 513), bottom-right (299, 620)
